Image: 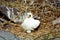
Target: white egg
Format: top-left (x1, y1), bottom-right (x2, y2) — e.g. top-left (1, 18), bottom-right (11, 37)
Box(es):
top-left (21, 12), bottom-right (40, 33)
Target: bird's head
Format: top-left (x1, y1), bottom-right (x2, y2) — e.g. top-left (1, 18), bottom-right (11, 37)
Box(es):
top-left (26, 12), bottom-right (33, 18)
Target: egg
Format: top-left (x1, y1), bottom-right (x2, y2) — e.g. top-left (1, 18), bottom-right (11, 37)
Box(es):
top-left (21, 12), bottom-right (40, 33)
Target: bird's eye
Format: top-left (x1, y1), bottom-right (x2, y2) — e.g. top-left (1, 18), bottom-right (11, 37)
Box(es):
top-left (29, 15), bottom-right (31, 17)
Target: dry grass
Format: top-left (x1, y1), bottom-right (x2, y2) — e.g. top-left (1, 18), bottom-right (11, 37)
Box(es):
top-left (0, 0), bottom-right (60, 40)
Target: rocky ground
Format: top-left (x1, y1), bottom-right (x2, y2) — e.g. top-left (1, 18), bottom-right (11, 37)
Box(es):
top-left (0, 0), bottom-right (60, 40)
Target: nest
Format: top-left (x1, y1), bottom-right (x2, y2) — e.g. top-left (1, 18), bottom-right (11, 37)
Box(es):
top-left (0, 0), bottom-right (60, 40)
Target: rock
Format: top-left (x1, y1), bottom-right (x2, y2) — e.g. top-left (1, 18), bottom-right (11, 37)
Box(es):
top-left (53, 38), bottom-right (60, 40)
top-left (0, 30), bottom-right (22, 40)
top-left (0, 6), bottom-right (20, 23)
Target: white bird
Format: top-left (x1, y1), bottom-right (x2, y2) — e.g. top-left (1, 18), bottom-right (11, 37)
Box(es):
top-left (21, 12), bottom-right (40, 33)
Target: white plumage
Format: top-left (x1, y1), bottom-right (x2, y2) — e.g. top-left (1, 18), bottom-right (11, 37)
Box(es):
top-left (21, 12), bottom-right (40, 33)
